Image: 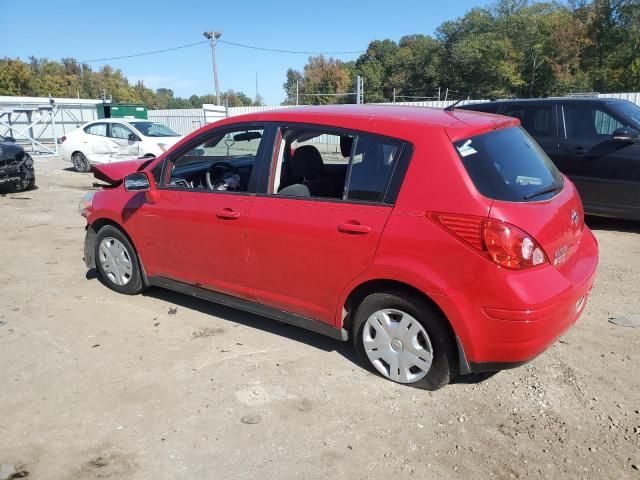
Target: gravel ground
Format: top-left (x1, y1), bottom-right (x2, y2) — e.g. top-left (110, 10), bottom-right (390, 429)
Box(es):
top-left (0, 157), bottom-right (639, 480)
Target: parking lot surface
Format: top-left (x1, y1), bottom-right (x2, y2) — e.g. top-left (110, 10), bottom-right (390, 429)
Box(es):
top-left (1, 157), bottom-right (639, 479)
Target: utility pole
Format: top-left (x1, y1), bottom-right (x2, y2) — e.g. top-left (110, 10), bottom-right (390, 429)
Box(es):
top-left (203, 31), bottom-right (222, 105)
top-left (255, 73), bottom-right (259, 103)
top-left (393, 88), bottom-right (396, 103)
top-left (295, 80), bottom-right (299, 106)
top-left (356, 75), bottom-right (362, 104)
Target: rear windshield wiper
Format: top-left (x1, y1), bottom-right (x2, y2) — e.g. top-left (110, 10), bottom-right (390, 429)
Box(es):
top-left (524, 184), bottom-right (561, 200)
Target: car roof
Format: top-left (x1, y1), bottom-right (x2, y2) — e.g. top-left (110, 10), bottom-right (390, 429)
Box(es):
top-left (86, 118), bottom-right (151, 124)
top-left (465, 97), bottom-right (629, 106)
top-left (216, 104), bottom-right (518, 143)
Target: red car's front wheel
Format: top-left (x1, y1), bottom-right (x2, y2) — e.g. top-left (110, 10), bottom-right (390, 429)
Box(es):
top-left (95, 225), bottom-right (144, 295)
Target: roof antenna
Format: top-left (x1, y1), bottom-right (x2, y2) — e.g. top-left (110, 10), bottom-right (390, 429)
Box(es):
top-left (444, 99), bottom-right (464, 112)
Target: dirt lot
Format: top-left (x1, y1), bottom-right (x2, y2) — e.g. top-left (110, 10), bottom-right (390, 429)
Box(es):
top-left (1, 157), bottom-right (639, 480)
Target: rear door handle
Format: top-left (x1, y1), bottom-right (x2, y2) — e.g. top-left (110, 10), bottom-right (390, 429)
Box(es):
top-left (216, 208), bottom-right (240, 220)
top-left (338, 222), bottom-right (371, 234)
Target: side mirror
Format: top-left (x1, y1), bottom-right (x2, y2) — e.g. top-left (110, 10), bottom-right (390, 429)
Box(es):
top-left (124, 171), bottom-right (160, 203)
top-left (3, 136), bottom-right (16, 143)
top-left (128, 133), bottom-right (141, 142)
top-left (612, 127), bottom-right (640, 143)
top-left (124, 172), bottom-right (151, 191)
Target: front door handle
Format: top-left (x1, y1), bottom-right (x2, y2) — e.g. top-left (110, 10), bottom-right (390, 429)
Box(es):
top-left (216, 208), bottom-right (240, 220)
top-left (338, 222), bottom-right (372, 234)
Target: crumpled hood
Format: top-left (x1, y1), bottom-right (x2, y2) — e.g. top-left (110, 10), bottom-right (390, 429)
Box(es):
top-left (0, 141), bottom-right (26, 162)
top-left (93, 158), bottom-right (149, 185)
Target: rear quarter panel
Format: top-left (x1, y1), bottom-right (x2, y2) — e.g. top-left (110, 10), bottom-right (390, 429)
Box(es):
top-left (335, 128), bottom-right (494, 342)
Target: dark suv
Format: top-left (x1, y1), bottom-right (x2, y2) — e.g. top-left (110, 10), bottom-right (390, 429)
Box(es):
top-left (0, 135), bottom-right (35, 192)
top-left (462, 98), bottom-right (640, 221)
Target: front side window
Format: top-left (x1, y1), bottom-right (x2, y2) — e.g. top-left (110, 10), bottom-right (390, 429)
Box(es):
top-left (84, 123), bottom-right (108, 137)
top-left (130, 121), bottom-right (180, 137)
top-left (110, 123), bottom-right (134, 140)
top-left (164, 127), bottom-right (264, 192)
top-left (454, 126), bottom-right (563, 202)
top-left (272, 127), bottom-right (401, 203)
top-left (564, 105), bottom-right (626, 139)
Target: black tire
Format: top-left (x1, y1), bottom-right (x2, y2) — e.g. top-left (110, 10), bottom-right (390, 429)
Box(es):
top-left (72, 151), bottom-right (91, 172)
top-left (353, 291), bottom-right (457, 391)
top-left (94, 225), bottom-right (144, 295)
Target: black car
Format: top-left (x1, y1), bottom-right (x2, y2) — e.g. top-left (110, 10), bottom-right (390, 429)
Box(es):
top-left (0, 135), bottom-right (35, 192)
top-left (462, 98), bottom-right (640, 221)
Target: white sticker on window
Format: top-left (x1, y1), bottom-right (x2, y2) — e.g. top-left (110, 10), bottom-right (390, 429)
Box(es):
top-left (516, 176), bottom-right (543, 186)
top-left (457, 139), bottom-right (477, 157)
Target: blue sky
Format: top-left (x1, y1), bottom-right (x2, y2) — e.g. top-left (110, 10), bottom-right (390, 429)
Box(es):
top-left (1, 0), bottom-right (494, 105)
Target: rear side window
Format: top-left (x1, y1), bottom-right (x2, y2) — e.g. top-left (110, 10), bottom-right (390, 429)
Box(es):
top-left (347, 136), bottom-right (400, 202)
top-left (502, 105), bottom-right (554, 137)
top-left (84, 123), bottom-right (108, 136)
top-left (454, 127), bottom-right (562, 202)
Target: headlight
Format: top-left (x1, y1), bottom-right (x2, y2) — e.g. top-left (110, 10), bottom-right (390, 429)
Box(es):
top-left (24, 154), bottom-right (33, 167)
top-left (157, 143), bottom-right (169, 152)
top-left (79, 191), bottom-right (96, 217)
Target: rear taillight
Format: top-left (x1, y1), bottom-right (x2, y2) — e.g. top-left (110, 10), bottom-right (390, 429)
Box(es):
top-left (58, 136), bottom-right (66, 144)
top-left (429, 213), bottom-right (547, 270)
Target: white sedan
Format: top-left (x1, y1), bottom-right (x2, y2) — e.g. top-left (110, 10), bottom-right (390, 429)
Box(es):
top-left (59, 118), bottom-right (183, 172)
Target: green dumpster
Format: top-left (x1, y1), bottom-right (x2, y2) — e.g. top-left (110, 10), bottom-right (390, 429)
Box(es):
top-left (97, 103), bottom-right (148, 119)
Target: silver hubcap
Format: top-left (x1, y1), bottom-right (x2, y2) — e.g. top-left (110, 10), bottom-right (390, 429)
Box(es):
top-left (98, 237), bottom-right (133, 286)
top-left (362, 308), bottom-right (433, 384)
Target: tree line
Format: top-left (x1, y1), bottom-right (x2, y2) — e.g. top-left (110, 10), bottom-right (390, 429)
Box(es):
top-left (282, 0), bottom-right (640, 104)
top-left (0, 57), bottom-right (259, 108)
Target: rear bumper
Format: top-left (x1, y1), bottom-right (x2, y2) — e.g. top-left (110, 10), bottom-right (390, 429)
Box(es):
top-left (450, 228), bottom-right (598, 370)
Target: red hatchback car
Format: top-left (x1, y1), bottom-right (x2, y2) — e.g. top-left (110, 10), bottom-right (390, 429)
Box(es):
top-left (80, 105), bottom-right (598, 390)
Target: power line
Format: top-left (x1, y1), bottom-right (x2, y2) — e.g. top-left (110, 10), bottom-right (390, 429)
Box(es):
top-left (73, 38), bottom-right (364, 65)
top-left (76, 41), bottom-right (209, 64)
top-left (218, 39), bottom-right (364, 55)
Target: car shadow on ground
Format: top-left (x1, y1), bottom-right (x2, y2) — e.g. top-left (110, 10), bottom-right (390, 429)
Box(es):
top-left (142, 285), bottom-right (356, 357)
top-left (86, 269), bottom-right (500, 386)
top-left (585, 215), bottom-right (640, 234)
top-left (0, 185), bottom-right (38, 196)
top-left (88, 269), bottom-right (357, 361)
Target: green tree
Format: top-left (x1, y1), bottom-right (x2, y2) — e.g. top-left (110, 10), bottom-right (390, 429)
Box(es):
top-left (282, 68), bottom-right (304, 105)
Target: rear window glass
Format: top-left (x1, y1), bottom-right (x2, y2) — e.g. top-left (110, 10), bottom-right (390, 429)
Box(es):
top-left (453, 127), bottom-right (562, 202)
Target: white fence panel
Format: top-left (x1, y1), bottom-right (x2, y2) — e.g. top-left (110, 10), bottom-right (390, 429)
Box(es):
top-left (148, 108), bottom-right (206, 136)
top-left (0, 95), bottom-right (101, 143)
top-left (597, 92), bottom-right (640, 105)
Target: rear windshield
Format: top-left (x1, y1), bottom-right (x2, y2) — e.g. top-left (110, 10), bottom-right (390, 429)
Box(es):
top-left (453, 126), bottom-right (563, 202)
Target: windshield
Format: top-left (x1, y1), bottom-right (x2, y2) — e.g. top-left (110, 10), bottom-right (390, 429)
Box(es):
top-left (453, 126), bottom-right (563, 202)
top-left (130, 122), bottom-right (180, 137)
top-left (609, 101), bottom-right (640, 130)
